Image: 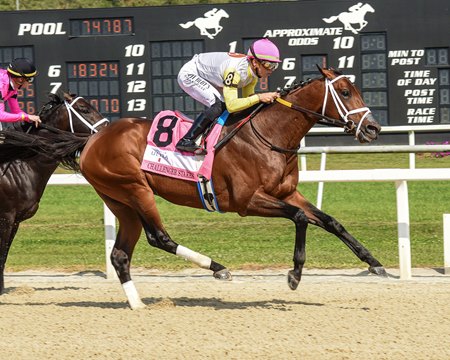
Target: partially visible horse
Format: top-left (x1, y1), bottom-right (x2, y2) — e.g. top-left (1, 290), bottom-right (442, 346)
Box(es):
top-left (179, 8), bottom-right (229, 39)
top-left (323, 3), bottom-right (375, 34)
top-left (79, 68), bottom-right (386, 309)
top-left (0, 89), bottom-right (108, 294)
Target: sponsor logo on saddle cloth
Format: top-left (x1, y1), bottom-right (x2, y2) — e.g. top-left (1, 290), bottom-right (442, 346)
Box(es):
top-left (141, 110), bottom-right (227, 182)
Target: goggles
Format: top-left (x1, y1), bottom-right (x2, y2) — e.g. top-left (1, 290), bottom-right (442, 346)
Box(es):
top-left (260, 61), bottom-right (279, 71)
top-left (11, 75), bottom-right (35, 83)
top-left (249, 44), bottom-right (279, 71)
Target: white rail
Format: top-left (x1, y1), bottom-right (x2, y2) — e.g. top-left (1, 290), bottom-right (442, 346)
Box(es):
top-left (298, 145), bottom-right (450, 154)
top-left (301, 124), bottom-right (450, 170)
top-left (48, 169), bottom-right (450, 280)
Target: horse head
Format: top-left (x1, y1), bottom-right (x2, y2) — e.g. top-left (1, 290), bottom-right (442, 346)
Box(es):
top-left (216, 9), bottom-right (229, 19)
top-left (38, 89), bottom-right (109, 134)
top-left (318, 67), bottom-right (381, 143)
top-left (362, 4), bottom-right (375, 14)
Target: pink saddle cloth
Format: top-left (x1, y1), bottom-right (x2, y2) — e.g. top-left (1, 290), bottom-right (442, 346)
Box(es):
top-left (141, 110), bottom-right (223, 182)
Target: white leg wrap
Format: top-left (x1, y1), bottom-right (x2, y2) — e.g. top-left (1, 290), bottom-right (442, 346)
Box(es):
top-left (176, 245), bottom-right (212, 269)
top-left (122, 280), bottom-right (146, 310)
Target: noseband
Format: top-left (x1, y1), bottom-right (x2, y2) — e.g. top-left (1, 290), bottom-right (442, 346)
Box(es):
top-left (64, 97), bottom-right (109, 133)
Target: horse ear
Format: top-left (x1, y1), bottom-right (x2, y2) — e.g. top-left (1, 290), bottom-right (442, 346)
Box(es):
top-left (316, 64), bottom-right (326, 77)
top-left (317, 65), bottom-right (335, 79)
top-left (48, 92), bottom-right (58, 102)
top-left (63, 92), bottom-right (73, 102)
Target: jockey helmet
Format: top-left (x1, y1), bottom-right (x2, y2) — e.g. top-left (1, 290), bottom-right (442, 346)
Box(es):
top-left (247, 38), bottom-right (282, 64)
top-left (7, 58), bottom-right (38, 82)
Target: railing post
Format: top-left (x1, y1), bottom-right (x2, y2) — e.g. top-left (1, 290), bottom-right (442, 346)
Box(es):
top-left (444, 214), bottom-right (450, 275)
top-left (316, 152), bottom-right (327, 209)
top-left (408, 130), bottom-right (415, 169)
top-left (395, 180), bottom-right (412, 279)
top-left (300, 138), bottom-right (307, 171)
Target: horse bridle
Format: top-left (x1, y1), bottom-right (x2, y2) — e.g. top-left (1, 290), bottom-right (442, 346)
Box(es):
top-left (64, 97), bottom-right (109, 133)
top-left (321, 75), bottom-right (371, 137)
top-left (247, 75), bottom-right (371, 153)
top-left (276, 75), bottom-right (371, 137)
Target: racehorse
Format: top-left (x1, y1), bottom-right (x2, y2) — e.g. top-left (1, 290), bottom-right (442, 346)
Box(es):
top-left (0, 89), bottom-right (108, 295)
top-left (322, 3), bottom-right (375, 34)
top-left (80, 67), bottom-right (385, 309)
top-left (179, 8), bottom-right (229, 39)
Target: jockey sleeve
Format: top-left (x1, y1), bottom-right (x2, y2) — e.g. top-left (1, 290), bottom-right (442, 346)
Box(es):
top-left (0, 69), bottom-right (29, 122)
top-left (222, 67), bottom-right (259, 113)
top-left (0, 99), bottom-right (29, 122)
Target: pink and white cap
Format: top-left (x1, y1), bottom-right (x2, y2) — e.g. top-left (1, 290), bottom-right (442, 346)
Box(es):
top-left (247, 38), bottom-right (281, 63)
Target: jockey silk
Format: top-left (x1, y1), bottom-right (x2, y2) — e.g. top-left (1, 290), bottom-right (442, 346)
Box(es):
top-left (177, 52), bottom-right (260, 113)
top-left (0, 68), bottom-right (29, 122)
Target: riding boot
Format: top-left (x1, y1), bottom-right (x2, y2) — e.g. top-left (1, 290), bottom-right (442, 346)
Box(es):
top-left (176, 113), bottom-right (212, 154)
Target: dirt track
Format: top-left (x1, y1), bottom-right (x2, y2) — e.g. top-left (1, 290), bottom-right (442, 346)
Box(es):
top-left (1, 268), bottom-right (449, 360)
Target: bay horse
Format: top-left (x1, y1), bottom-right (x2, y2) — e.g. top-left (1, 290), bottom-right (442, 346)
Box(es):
top-left (80, 68), bottom-right (386, 309)
top-left (0, 89), bottom-right (108, 295)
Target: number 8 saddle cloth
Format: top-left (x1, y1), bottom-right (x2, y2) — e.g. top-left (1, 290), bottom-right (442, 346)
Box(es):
top-left (141, 109), bottom-right (227, 183)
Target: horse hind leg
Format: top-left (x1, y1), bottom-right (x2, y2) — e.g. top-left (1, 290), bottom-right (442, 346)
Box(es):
top-left (0, 219), bottom-right (19, 295)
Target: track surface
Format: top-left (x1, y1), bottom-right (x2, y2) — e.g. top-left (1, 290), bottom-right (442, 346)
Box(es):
top-left (1, 268), bottom-right (449, 360)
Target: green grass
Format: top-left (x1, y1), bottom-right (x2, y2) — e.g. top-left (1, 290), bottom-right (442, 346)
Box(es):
top-left (7, 153), bottom-right (450, 272)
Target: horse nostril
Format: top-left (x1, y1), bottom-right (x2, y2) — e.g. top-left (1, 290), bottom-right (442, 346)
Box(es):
top-left (365, 124), bottom-right (376, 133)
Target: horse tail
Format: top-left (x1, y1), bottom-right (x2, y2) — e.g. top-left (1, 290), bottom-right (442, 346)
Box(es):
top-left (179, 21), bottom-right (195, 29)
top-left (322, 15), bottom-right (338, 23)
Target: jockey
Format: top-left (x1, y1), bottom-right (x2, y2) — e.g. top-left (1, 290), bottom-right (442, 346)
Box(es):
top-left (176, 38), bottom-right (281, 154)
top-left (0, 58), bottom-right (41, 127)
top-left (349, 2), bottom-right (363, 12)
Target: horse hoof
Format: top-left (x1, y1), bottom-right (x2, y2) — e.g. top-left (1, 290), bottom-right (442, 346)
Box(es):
top-left (369, 266), bottom-right (388, 277)
top-left (287, 270), bottom-right (300, 290)
top-left (213, 269), bottom-right (232, 281)
top-left (129, 301), bottom-right (147, 310)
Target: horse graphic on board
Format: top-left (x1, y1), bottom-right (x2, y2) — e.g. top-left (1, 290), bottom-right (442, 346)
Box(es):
top-left (179, 8), bottom-right (229, 39)
top-left (322, 3), bottom-right (375, 34)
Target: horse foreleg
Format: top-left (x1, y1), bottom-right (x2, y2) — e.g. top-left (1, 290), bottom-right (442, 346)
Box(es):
top-left (287, 214), bottom-right (309, 290)
top-left (244, 190), bottom-right (312, 289)
top-left (304, 203), bottom-right (387, 276)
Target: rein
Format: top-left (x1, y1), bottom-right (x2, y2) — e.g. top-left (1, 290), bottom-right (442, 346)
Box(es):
top-left (214, 103), bottom-right (265, 151)
top-left (216, 74), bottom-right (372, 154)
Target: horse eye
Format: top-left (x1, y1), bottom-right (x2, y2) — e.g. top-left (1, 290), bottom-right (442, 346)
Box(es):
top-left (342, 89), bottom-right (350, 98)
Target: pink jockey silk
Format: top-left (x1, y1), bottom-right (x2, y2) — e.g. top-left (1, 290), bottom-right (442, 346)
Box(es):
top-left (141, 110), bottom-right (223, 182)
top-left (0, 69), bottom-right (28, 122)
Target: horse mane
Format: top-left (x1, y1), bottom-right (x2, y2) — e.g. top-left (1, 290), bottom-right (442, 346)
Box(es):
top-left (0, 126), bottom-right (90, 171)
top-left (225, 79), bottom-right (316, 126)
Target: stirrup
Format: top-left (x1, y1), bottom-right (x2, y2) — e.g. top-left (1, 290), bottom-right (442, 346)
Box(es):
top-left (194, 147), bottom-right (207, 155)
top-left (176, 139), bottom-right (201, 153)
